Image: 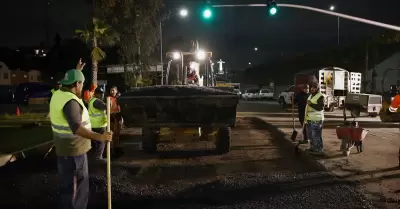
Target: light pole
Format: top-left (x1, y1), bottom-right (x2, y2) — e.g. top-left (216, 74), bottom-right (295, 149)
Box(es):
top-left (160, 8), bottom-right (188, 85)
top-left (329, 5), bottom-right (340, 45)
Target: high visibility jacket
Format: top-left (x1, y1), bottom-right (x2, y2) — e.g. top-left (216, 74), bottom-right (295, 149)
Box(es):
top-left (50, 90), bottom-right (92, 156)
top-left (306, 92), bottom-right (324, 121)
top-left (51, 88), bottom-right (55, 94)
top-left (109, 96), bottom-right (120, 113)
top-left (389, 94), bottom-right (400, 112)
top-left (88, 97), bottom-right (107, 128)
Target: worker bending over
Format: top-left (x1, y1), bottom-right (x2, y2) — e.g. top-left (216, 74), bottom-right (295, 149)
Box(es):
top-left (88, 87), bottom-right (107, 161)
top-left (305, 83), bottom-right (325, 155)
top-left (50, 69), bottom-right (112, 209)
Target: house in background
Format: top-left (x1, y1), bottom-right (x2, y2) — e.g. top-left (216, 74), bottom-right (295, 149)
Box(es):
top-left (0, 61), bottom-right (43, 85)
top-left (366, 52), bottom-right (400, 94)
top-left (28, 70), bottom-right (42, 82)
top-left (0, 62), bottom-right (11, 85)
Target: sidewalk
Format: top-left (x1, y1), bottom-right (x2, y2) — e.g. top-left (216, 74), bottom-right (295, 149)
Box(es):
top-left (239, 111), bottom-right (400, 209)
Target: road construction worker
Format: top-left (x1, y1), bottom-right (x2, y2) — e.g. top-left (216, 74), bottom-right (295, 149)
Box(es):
top-left (108, 86), bottom-right (123, 150)
top-left (88, 87), bottom-right (107, 161)
top-left (84, 83), bottom-right (97, 104)
top-left (49, 69), bottom-right (112, 209)
top-left (305, 83), bottom-right (325, 155)
top-left (294, 84), bottom-right (309, 144)
top-left (51, 82), bottom-right (61, 94)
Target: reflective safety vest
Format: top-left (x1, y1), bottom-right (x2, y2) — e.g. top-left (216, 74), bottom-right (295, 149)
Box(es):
top-left (306, 92), bottom-right (324, 121)
top-left (88, 98), bottom-right (107, 128)
top-left (50, 90), bottom-right (92, 156)
top-left (109, 96), bottom-right (120, 113)
top-left (51, 89), bottom-right (59, 95)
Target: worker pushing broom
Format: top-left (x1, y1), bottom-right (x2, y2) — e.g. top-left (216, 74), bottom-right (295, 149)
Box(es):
top-left (48, 59), bottom-right (114, 209)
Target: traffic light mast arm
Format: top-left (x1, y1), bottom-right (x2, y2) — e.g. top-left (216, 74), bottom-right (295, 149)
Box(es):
top-left (212, 3), bottom-right (400, 32)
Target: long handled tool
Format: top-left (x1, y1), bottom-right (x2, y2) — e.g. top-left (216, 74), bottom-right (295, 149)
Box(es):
top-left (290, 94), bottom-right (298, 141)
top-left (295, 105), bottom-right (308, 153)
top-left (106, 97), bottom-right (112, 209)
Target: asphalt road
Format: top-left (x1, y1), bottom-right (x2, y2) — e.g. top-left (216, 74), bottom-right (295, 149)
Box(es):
top-left (0, 101), bottom-right (380, 209)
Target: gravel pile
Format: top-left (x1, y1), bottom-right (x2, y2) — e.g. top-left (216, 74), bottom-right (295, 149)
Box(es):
top-left (0, 159), bottom-right (378, 209)
top-left (122, 86), bottom-right (238, 97)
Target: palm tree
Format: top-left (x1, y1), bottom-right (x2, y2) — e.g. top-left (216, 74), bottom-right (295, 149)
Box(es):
top-left (75, 18), bottom-right (119, 85)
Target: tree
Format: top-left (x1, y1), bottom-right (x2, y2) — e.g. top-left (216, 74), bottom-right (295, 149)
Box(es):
top-left (75, 18), bottom-right (119, 85)
top-left (98, 0), bottom-right (164, 88)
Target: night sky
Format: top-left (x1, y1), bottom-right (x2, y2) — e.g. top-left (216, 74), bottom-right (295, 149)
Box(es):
top-left (1, 0), bottom-right (399, 70)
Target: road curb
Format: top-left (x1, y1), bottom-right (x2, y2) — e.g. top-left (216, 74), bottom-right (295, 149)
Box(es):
top-left (247, 117), bottom-right (329, 172)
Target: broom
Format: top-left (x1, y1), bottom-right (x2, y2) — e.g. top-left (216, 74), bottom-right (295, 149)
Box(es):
top-left (106, 97), bottom-right (112, 209)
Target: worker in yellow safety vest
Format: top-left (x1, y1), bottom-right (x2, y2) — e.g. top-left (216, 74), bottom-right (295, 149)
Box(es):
top-left (305, 82), bottom-right (325, 155)
top-left (49, 68), bottom-right (112, 209)
top-left (51, 82), bottom-right (61, 95)
top-left (88, 87), bottom-right (108, 161)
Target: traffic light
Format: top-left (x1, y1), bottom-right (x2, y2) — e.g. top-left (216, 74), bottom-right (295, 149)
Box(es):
top-left (202, 1), bottom-right (213, 20)
top-left (267, 0), bottom-right (278, 16)
top-left (203, 8), bottom-right (212, 18)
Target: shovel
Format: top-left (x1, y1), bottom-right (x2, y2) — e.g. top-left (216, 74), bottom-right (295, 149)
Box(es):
top-left (106, 97), bottom-right (112, 209)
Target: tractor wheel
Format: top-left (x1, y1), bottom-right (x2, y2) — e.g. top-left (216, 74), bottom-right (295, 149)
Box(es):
top-left (215, 126), bottom-right (231, 154)
top-left (141, 128), bottom-right (158, 153)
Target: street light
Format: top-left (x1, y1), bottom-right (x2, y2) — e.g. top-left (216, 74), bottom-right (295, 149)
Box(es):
top-left (248, 62), bottom-right (251, 65)
top-left (172, 52), bottom-right (181, 60)
top-left (254, 47), bottom-right (258, 51)
top-left (329, 5), bottom-right (340, 45)
top-left (196, 50), bottom-right (206, 60)
top-left (160, 8), bottom-right (189, 85)
top-left (179, 8), bottom-right (188, 17)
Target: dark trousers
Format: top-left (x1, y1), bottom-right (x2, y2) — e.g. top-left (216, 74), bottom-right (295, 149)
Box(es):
top-left (92, 127), bottom-right (106, 159)
top-left (57, 154), bottom-right (89, 209)
top-left (307, 120), bottom-right (324, 152)
top-left (298, 111), bottom-right (308, 141)
top-left (110, 113), bottom-right (123, 147)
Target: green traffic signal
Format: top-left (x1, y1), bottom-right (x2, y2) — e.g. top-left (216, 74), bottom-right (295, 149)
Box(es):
top-left (202, 8), bottom-right (212, 19)
top-left (269, 7), bottom-right (277, 15)
top-left (267, 0), bottom-right (278, 16)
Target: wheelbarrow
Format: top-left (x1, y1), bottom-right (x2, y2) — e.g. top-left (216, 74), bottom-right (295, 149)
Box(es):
top-left (336, 125), bottom-right (369, 156)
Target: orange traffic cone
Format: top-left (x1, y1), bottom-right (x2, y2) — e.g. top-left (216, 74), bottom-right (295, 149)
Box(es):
top-left (16, 106), bottom-right (20, 117)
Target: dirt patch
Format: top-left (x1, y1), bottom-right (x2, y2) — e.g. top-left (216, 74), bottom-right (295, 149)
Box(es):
top-left (1, 117), bottom-right (356, 209)
top-left (114, 117), bottom-right (320, 184)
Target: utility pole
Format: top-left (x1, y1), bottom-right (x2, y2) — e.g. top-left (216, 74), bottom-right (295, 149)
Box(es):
top-left (365, 41), bottom-right (369, 92)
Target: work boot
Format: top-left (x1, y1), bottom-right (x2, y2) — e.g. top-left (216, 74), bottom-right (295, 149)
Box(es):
top-left (299, 140), bottom-right (309, 144)
top-left (95, 157), bottom-right (107, 163)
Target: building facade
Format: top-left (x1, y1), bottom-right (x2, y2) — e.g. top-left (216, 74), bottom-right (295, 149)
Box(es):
top-left (0, 61), bottom-right (43, 85)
